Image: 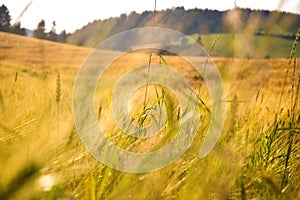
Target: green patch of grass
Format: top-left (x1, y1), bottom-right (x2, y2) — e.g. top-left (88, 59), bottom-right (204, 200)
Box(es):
top-left (190, 33), bottom-right (297, 58)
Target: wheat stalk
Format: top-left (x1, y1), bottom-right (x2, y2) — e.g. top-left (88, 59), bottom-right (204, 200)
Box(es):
top-left (56, 71), bottom-right (61, 145)
top-left (56, 72), bottom-right (61, 105)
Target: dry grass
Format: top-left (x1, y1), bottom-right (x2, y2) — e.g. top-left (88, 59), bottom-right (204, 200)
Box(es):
top-left (0, 32), bottom-right (299, 199)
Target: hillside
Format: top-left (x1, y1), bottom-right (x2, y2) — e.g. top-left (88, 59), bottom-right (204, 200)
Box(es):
top-left (67, 7), bottom-right (300, 58)
top-left (1, 29), bottom-right (300, 199)
top-left (190, 33), bottom-right (298, 58)
top-left (0, 31), bottom-right (90, 69)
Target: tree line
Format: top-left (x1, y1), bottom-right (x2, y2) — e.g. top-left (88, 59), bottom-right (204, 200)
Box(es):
top-left (68, 7), bottom-right (300, 47)
top-left (0, 4), bottom-right (67, 43)
top-left (33, 19), bottom-right (67, 42)
top-left (0, 4), bottom-right (25, 35)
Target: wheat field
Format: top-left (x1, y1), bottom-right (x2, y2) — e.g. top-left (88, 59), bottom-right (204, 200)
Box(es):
top-left (0, 31), bottom-right (299, 199)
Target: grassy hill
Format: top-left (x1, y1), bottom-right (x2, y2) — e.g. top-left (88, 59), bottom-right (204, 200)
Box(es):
top-left (67, 7), bottom-right (300, 59)
top-left (0, 31), bottom-right (90, 69)
top-left (190, 33), bottom-right (298, 58)
top-left (0, 31), bottom-right (300, 199)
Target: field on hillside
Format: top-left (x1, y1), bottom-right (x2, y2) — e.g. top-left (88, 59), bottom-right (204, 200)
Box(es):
top-left (0, 31), bottom-right (300, 199)
top-left (190, 34), bottom-right (297, 59)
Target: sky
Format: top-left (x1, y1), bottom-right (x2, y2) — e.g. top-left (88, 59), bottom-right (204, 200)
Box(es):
top-left (1, 0), bottom-right (299, 33)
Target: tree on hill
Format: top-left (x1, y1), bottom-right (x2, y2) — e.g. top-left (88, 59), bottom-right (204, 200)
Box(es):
top-left (11, 21), bottom-right (26, 35)
top-left (0, 4), bottom-right (25, 35)
top-left (57, 30), bottom-right (67, 43)
top-left (196, 34), bottom-right (203, 46)
top-left (0, 4), bottom-right (11, 32)
top-left (33, 19), bottom-right (67, 43)
top-left (33, 19), bottom-right (46, 39)
top-left (47, 20), bottom-right (58, 41)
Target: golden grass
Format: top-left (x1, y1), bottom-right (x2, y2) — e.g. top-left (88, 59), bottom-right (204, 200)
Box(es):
top-left (0, 32), bottom-right (299, 199)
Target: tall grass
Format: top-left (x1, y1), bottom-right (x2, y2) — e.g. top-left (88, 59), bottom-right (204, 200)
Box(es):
top-left (56, 71), bottom-right (61, 136)
top-left (0, 5), bottom-right (300, 200)
top-left (233, 27), bottom-right (300, 200)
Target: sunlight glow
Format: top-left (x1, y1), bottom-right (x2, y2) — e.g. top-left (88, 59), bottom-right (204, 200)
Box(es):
top-left (1, 0), bottom-right (299, 33)
top-left (38, 174), bottom-right (56, 191)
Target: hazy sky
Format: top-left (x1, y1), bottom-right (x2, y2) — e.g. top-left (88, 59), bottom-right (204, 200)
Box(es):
top-left (1, 0), bottom-right (299, 33)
